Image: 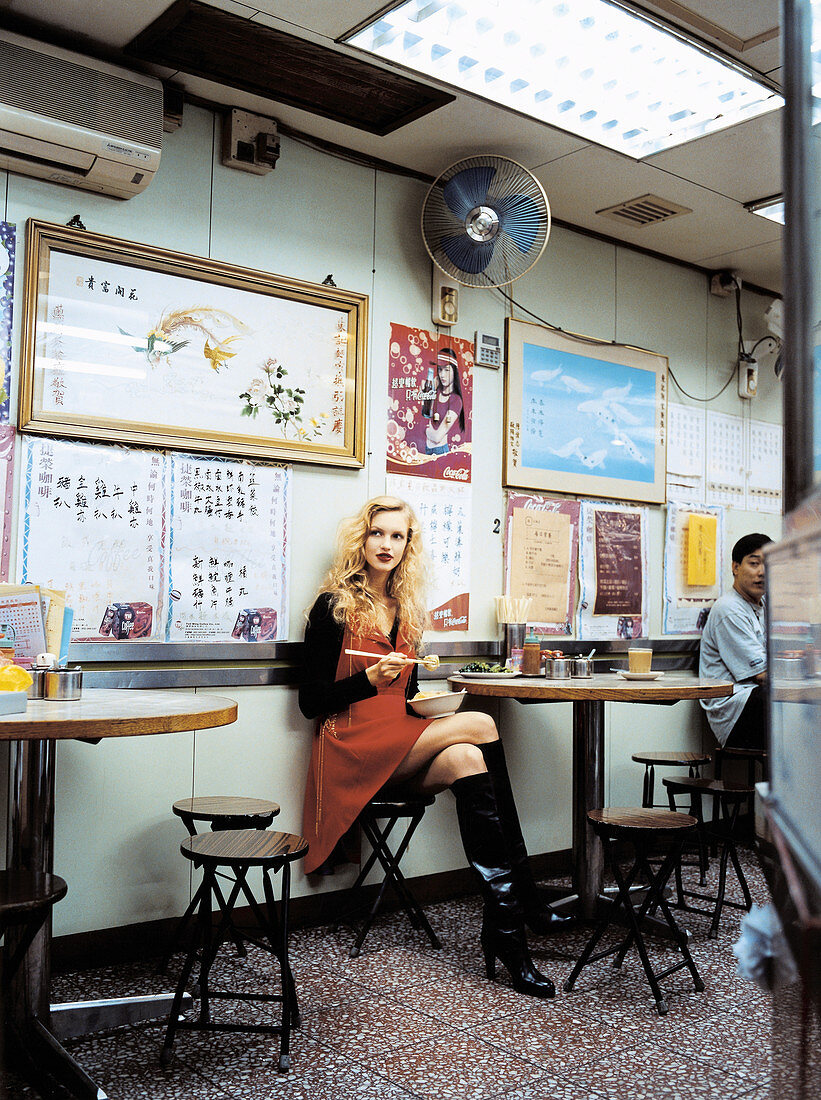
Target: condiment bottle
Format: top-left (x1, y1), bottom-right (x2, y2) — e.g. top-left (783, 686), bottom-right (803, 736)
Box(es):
top-left (522, 632), bottom-right (542, 676)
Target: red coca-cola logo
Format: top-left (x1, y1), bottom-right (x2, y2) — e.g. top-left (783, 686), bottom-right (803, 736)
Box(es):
top-left (443, 466), bottom-right (469, 481)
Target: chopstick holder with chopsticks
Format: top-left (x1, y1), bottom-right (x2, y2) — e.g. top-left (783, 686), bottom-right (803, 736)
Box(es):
top-left (495, 595), bottom-right (532, 624)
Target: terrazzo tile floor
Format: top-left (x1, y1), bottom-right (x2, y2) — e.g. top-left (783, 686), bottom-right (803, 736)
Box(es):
top-left (4, 848), bottom-right (782, 1100)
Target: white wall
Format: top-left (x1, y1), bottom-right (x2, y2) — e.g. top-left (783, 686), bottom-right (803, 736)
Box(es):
top-left (1, 106), bottom-right (782, 937)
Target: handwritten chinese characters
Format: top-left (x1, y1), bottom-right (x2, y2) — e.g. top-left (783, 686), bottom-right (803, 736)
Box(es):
top-left (168, 453), bottom-right (290, 643)
top-left (18, 437), bottom-right (291, 643)
top-left (20, 437), bottom-right (166, 639)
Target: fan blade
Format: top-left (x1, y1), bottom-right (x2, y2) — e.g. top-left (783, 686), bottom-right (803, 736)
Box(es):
top-left (496, 194), bottom-right (542, 254)
top-left (439, 234), bottom-right (495, 275)
top-left (442, 166), bottom-right (497, 220)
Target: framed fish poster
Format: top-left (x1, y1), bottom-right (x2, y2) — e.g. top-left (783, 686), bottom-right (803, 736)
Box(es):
top-left (18, 220), bottom-right (368, 467)
top-left (504, 319), bottom-right (668, 504)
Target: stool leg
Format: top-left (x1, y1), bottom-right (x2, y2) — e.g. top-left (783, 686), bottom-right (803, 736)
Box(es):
top-left (372, 812), bottom-right (441, 946)
top-left (634, 843), bottom-right (704, 995)
top-left (642, 765), bottom-right (654, 809)
top-left (161, 868), bottom-right (213, 1068)
top-left (261, 862), bottom-right (296, 1073)
top-left (259, 866), bottom-right (301, 1031)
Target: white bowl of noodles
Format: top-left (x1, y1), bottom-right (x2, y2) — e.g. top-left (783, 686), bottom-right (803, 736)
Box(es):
top-left (409, 690), bottom-right (467, 718)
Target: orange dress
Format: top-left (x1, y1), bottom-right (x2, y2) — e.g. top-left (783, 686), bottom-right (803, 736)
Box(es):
top-left (301, 620), bottom-right (433, 874)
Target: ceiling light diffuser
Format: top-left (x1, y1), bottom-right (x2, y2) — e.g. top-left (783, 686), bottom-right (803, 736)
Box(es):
top-left (345, 0), bottom-right (783, 159)
top-left (746, 196), bottom-right (785, 224)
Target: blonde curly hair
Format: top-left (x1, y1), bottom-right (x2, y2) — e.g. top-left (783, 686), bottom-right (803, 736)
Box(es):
top-left (317, 496), bottom-right (431, 646)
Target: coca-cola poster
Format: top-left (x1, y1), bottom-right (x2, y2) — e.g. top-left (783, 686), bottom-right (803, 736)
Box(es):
top-left (386, 324), bottom-right (473, 483)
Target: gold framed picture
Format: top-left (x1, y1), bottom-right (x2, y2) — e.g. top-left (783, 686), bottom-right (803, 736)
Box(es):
top-left (19, 219), bottom-right (368, 467)
top-left (504, 318), bottom-right (668, 504)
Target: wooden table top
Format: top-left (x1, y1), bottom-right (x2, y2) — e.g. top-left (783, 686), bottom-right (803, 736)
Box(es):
top-left (447, 671), bottom-right (733, 703)
top-left (0, 689), bottom-right (238, 741)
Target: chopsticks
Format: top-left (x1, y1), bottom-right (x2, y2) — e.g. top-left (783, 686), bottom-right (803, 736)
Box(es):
top-left (344, 648), bottom-right (440, 670)
top-left (495, 595), bottom-right (532, 624)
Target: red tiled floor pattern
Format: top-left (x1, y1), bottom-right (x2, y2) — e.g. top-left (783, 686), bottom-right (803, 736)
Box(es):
top-left (1, 848), bottom-right (792, 1099)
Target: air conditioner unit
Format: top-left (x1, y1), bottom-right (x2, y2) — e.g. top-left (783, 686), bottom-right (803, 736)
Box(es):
top-left (0, 32), bottom-right (163, 200)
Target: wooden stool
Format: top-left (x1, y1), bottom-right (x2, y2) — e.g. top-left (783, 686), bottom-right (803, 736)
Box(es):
top-left (161, 797), bottom-right (280, 973)
top-left (663, 776), bottom-right (754, 937)
top-left (0, 871), bottom-right (68, 986)
top-left (343, 793), bottom-right (441, 958)
top-left (172, 795), bottom-right (280, 835)
top-left (713, 746), bottom-right (768, 785)
top-left (563, 809), bottom-right (704, 1016)
top-left (631, 751), bottom-right (712, 809)
top-left (161, 828), bottom-right (307, 1074)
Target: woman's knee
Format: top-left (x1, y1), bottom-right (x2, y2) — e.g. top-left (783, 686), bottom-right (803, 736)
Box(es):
top-left (436, 741), bottom-right (486, 780)
top-left (469, 711), bottom-right (498, 744)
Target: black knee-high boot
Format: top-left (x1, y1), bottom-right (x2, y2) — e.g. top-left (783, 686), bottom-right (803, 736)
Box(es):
top-left (451, 772), bottom-right (555, 999)
top-left (480, 740), bottom-right (569, 934)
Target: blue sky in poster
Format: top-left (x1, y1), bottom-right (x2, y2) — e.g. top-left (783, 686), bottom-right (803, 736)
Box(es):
top-left (521, 341), bottom-right (657, 483)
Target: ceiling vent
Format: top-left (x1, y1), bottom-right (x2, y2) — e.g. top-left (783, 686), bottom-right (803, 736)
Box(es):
top-left (596, 194), bottom-right (692, 227)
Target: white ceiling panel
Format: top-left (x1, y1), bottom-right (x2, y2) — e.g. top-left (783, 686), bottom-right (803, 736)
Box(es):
top-left (648, 112), bottom-right (782, 203)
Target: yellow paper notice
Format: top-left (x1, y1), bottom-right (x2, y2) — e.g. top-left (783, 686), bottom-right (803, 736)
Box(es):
top-left (687, 514), bottom-right (717, 586)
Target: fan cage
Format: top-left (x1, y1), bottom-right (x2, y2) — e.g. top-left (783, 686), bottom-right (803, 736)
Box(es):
top-left (422, 155), bottom-right (551, 288)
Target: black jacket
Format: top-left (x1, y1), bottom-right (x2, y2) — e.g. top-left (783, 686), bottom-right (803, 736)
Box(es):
top-left (298, 592), bottom-right (419, 721)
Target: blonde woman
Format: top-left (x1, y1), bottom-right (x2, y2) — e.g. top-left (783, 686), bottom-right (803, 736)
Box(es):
top-left (300, 496), bottom-right (562, 999)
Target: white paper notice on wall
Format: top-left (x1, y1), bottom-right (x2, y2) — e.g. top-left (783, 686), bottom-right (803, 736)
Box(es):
top-left (167, 453), bottom-right (291, 643)
top-left (18, 437), bottom-right (167, 640)
top-left (706, 411), bottom-right (746, 508)
top-left (746, 419), bottom-right (782, 514)
top-left (386, 472), bottom-right (470, 631)
top-left (666, 403), bottom-right (706, 504)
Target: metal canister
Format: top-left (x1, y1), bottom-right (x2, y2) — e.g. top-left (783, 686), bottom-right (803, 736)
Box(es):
top-left (27, 669), bottom-right (47, 698)
top-left (44, 667), bottom-right (83, 701)
top-left (571, 657), bottom-right (593, 678)
top-left (545, 657), bottom-right (571, 679)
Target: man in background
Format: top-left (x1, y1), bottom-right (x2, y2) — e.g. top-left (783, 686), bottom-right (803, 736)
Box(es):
top-left (699, 532), bottom-right (772, 750)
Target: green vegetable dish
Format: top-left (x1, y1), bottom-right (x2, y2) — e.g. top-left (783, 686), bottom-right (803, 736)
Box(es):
top-left (459, 661), bottom-right (507, 673)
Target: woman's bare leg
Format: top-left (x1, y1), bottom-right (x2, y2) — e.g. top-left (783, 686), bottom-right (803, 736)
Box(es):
top-left (388, 711), bottom-right (498, 789)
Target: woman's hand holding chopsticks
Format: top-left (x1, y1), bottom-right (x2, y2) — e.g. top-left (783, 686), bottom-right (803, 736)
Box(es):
top-left (345, 647), bottom-right (440, 687)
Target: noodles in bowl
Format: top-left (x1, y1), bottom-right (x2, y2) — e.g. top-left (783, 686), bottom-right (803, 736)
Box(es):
top-left (409, 690), bottom-right (467, 718)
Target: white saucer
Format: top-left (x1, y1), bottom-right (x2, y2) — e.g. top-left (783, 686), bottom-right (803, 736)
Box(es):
top-left (617, 670), bottom-right (664, 681)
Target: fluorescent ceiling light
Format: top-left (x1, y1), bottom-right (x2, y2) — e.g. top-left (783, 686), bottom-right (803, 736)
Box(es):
top-left (746, 195), bottom-right (785, 224)
top-left (345, 0), bottom-right (783, 159)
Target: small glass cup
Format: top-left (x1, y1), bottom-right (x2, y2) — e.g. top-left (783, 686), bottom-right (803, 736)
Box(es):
top-left (627, 647), bottom-right (653, 674)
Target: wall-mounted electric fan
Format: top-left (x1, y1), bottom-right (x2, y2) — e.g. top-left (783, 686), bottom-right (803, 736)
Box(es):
top-left (422, 155), bottom-right (551, 288)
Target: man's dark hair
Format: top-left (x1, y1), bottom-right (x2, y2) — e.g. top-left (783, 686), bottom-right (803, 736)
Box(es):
top-left (731, 532), bottom-right (773, 563)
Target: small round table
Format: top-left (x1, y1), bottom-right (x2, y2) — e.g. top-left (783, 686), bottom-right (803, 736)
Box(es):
top-left (448, 671), bottom-right (732, 918)
top-left (0, 688), bottom-right (238, 1100)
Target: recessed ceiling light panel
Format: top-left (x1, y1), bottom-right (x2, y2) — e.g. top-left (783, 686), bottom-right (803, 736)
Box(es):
top-left (345, 0), bottom-right (783, 159)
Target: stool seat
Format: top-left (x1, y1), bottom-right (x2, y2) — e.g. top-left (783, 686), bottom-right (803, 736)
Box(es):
top-left (564, 809), bottom-right (703, 1015)
top-left (162, 828), bottom-right (307, 1074)
top-left (631, 751), bottom-right (712, 767)
top-left (713, 747), bottom-right (768, 785)
top-left (631, 751), bottom-right (711, 810)
top-left (181, 828), bottom-right (308, 868)
top-left (172, 796), bottom-right (280, 832)
top-left (0, 871), bottom-right (68, 919)
top-left (589, 807), bottom-right (698, 832)
top-left (664, 776), bottom-right (753, 799)
top-left (0, 871), bottom-right (68, 989)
